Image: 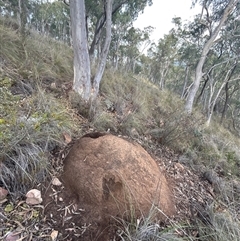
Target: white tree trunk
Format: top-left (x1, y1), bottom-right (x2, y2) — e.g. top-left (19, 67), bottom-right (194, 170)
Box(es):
top-left (185, 0), bottom-right (237, 113)
top-left (92, 0), bottom-right (113, 99)
top-left (206, 65), bottom-right (237, 126)
top-left (181, 65), bottom-right (189, 99)
top-left (70, 0), bottom-right (91, 101)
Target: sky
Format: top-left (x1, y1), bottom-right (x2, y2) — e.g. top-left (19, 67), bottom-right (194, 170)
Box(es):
top-left (133, 0), bottom-right (201, 42)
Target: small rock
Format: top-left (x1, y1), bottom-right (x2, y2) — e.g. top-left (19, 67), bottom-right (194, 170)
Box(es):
top-left (203, 170), bottom-right (219, 185)
top-left (50, 230), bottom-right (58, 241)
top-left (26, 189), bottom-right (42, 205)
top-left (0, 187), bottom-right (8, 200)
top-left (52, 177), bottom-right (62, 186)
top-left (50, 82), bottom-right (56, 89)
top-left (203, 170), bottom-right (226, 194)
top-left (5, 232), bottom-right (20, 241)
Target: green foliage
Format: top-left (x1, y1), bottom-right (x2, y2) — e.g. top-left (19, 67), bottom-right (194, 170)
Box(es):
top-left (223, 152), bottom-right (240, 177)
top-left (0, 20), bottom-right (77, 198)
top-left (100, 72), bottom-right (160, 135)
top-left (0, 85), bottom-right (76, 198)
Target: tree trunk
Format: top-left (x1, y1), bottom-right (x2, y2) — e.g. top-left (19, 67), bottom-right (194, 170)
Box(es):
top-left (92, 0), bottom-right (113, 99)
top-left (220, 81), bottom-right (230, 123)
top-left (206, 81), bottom-right (227, 126)
top-left (185, 0), bottom-right (237, 113)
top-left (181, 65), bottom-right (189, 99)
top-left (206, 65), bottom-right (236, 126)
top-left (89, 1), bottom-right (125, 60)
top-left (220, 84), bottom-right (239, 124)
top-left (18, 0), bottom-right (27, 37)
top-left (70, 0), bottom-right (91, 101)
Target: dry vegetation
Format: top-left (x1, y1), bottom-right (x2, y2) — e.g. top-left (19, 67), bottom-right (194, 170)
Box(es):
top-left (0, 17), bottom-right (240, 240)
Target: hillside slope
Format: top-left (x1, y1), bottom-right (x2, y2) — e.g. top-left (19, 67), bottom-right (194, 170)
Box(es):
top-left (0, 18), bottom-right (240, 241)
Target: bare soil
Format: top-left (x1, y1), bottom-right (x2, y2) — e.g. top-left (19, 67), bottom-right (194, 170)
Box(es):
top-left (40, 133), bottom-right (215, 241)
top-left (43, 133), bottom-right (175, 241)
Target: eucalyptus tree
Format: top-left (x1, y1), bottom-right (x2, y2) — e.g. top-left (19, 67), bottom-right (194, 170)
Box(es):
top-left (0, 0), bottom-right (28, 36)
top-left (29, 1), bottom-right (70, 41)
top-left (117, 26), bottom-right (152, 73)
top-left (147, 33), bottom-right (178, 89)
top-left (109, 12), bottom-right (132, 70)
top-left (0, 0), bottom-right (18, 17)
top-left (185, 0), bottom-right (239, 113)
top-left (68, 0), bottom-right (152, 101)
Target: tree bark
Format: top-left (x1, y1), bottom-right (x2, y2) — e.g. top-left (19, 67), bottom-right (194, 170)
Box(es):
top-left (181, 65), bottom-right (189, 99)
top-left (185, 0), bottom-right (237, 113)
top-left (92, 0), bottom-right (113, 99)
top-left (70, 0), bottom-right (91, 101)
top-left (206, 64), bottom-right (237, 126)
top-left (220, 83), bottom-right (238, 124)
top-left (18, 0), bottom-right (27, 37)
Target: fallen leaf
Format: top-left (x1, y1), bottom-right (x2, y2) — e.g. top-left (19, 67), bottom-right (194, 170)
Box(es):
top-left (174, 162), bottom-right (184, 171)
top-left (63, 132), bottom-right (72, 144)
top-left (4, 203), bottom-right (14, 212)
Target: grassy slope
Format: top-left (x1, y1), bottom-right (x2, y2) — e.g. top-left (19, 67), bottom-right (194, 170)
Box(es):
top-left (0, 18), bottom-right (240, 240)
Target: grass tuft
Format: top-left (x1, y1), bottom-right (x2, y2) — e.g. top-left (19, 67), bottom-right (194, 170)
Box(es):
top-left (115, 207), bottom-right (184, 241)
top-left (0, 86), bottom-right (77, 198)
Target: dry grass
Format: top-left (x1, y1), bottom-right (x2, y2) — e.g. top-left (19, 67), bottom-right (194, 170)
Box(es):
top-left (115, 206), bottom-right (185, 241)
top-left (0, 86), bottom-right (77, 198)
top-left (1, 15), bottom-right (240, 241)
top-left (0, 19), bottom-right (77, 198)
top-left (0, 16), bottom-right (73, 83)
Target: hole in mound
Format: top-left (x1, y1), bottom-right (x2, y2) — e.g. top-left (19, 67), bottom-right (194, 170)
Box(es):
top-left (82, 132), bottom-right (107, 139)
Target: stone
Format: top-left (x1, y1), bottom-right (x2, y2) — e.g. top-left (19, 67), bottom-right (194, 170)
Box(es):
top-left (52, 177), bottom-right (62, 186)
top-left (26, 189), bottom-right (42, 205)
top-left (0, 187), bottom-right (8, 200)
top-left (5, 232), bottom-right (19, 241)
top-left (61, 133), bottom-right (175, 222)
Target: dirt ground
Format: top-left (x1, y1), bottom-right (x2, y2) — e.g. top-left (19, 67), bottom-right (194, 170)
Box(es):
top-left (40, 134), bottom-right (215, 241)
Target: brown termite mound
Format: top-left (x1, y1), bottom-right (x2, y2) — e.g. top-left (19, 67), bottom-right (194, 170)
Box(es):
top-left (61, 132), bottom-right (175, 229)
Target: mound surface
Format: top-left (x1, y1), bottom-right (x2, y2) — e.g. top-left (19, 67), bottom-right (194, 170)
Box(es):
top-left (61, 133), bottom-right (175, 223)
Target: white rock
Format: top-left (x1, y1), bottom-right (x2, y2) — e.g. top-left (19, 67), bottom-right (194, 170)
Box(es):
top-left (5, 231), bottom-right (19, 241)
top-left (50, 230), bottom-right (58, 241)
top-left (0, 187), bottom-right (8, 200)
top-left (52, 177), bottom-right (62, 186)
top-left (26, 189), bottom-right (42, 205)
